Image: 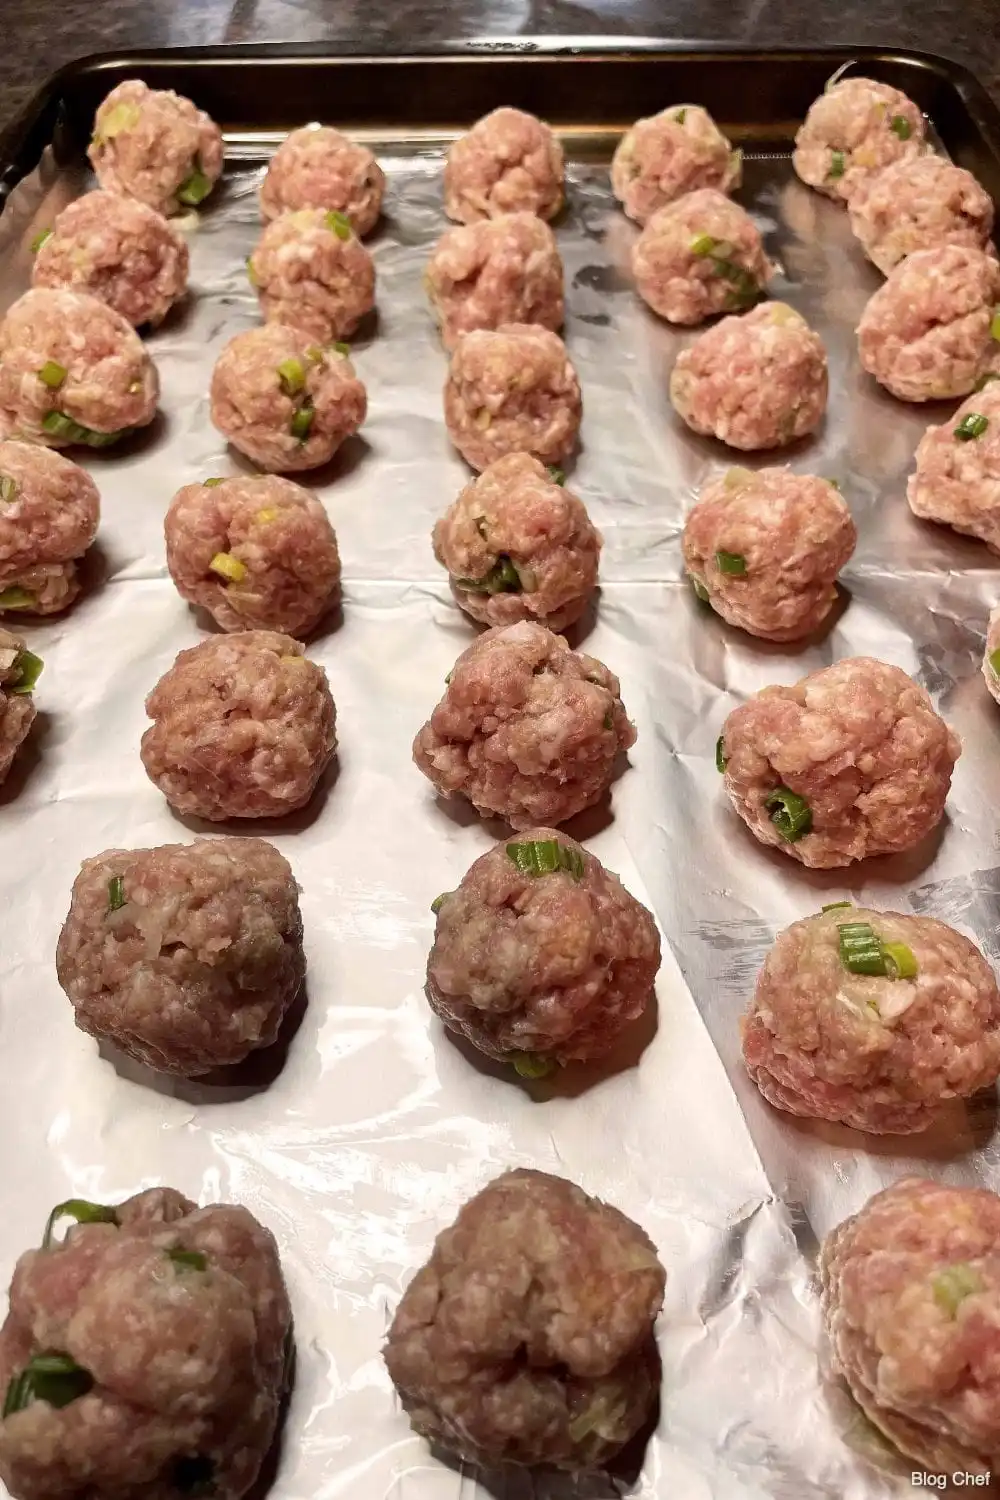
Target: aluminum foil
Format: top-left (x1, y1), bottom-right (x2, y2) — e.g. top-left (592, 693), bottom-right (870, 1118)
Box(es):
top-left (0, 120), bottom-right (995, 1500)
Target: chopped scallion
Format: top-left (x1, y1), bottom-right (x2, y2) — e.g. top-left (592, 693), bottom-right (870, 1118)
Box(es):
top-left (42, 1199), bottom-right (119, 1250)
top-left (674, 108), bottom-right (687, 124)
top-left (40, 411), bottom-right (128, 447)
top-left (8, 649), bottom-right (42, 695)
top-left (828, 150), bottom-right (846, 180)
top-left (3, 1353), bottom-right (93, 1417)
top-left (38, 361), bottom-right (67, 390)
top-left (177, 162), bottom-right (213, 208)
top-left (511, 1052), bottom-right (556, 1079)
top-left (455, 555), bottom-right (522, 596)
top-left (203, 477), bottom-right (226, 487)
top-left (989, 647), bottom-right (1000, 678)
top-left (882, 941), bottom-right (918, 979)
top-left (764, 786), bottom-right (812, 842)
top-left (255, 507), bottom-right (280, 523)
top-left (932, 1263), bottom-right (983, 1316)
top-left (955, 412), bottom-right (989, 441)
top-left (168, 1248), bottom-right (207, 1272)
top-left (838, 921), bottom-right (887, 975)
top-left (547, 465), bottom-right (566, 484)
top-left (290, 402), bottom-right (314, 442)
top-left (246, 256), bottom-right (260, 287)
top-left (107, 875), bottom-right (126, 912)
top-left (30, 229), bottom-right (52, 254)
top-left (209, 552), bottom-right (247, 584)
top-left (716, 735), bottom-right (727, 773)
top-left (277, 357), bottom-right (306, 396)
top-left (325, 210), bottom-right (352, 240)
top-left (333, 341), bottom-right (351, 356)
top-left (0, 474), bottom-right (17, 504)
top-left (991, 310), bottom-right (1000, 343)
top-left (690, 575), bottom-right (710, 603)
top-left (822, 901), bottom-right (852, 912)
top-left (430, 892), bottom-right (449, 914)
top-left (0, 586), bottom-right (36, 611)
top-left (715, 550), bottom-right (747, 576)
top-left (889, 114), bottom-right (912, 140)
top-left (690, 232), bottom-right (716, 256)
top-left (506, 839), bottom-right (585, 880)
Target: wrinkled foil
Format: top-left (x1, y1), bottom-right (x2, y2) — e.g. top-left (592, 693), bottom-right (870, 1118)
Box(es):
top-left (0, 120), bottom-right (994, 1500)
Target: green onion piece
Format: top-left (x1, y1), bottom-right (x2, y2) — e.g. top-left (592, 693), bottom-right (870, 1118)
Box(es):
top-left (209, 552), bottom-right (247, 584)
top-left (107, 875), bottom-right (125, 912)
top-left (828, 150), bottom-right (846, 180)
top-left (932, 1263), bottom-right (983, 1316)
top-left (838, 921), bottom-right (887, 976)
top-left (325, 210), bottom-right (352, 239)
top-left (690, 575), bottom-right (710, 603)
top-left (0, 474), bottom-right (17, 504)
top-left (171, 1456), bottom-right (216, 1496)
top-left (30, 229), bottom-right (52, 254)
top-left (96, 101), bottom-right (141, 141)
top-left (889, 114), bottom-right (912, 140)
top-left (177, 163), bottom-right (213, 208)
top-left (674, 108), bottom-right (688, 124)
top-left (168, 1248), bottom-right (207, 1272)
top-left (827, 478), bottom-right (842, 491)
top-left (765, 786), bottom-right (812, 842)
top-left (0, 586), bottom-right (36, 611)
top-left (882, 941), bottom-right (918, 980)
top-left (246, 255), bottom-right (260, 287)
top-left (506, 839), bottom-right (585, 880)
top-left (332, 341), bottom-right (351, 356)
top-left (547, 465), bottom-right (566, 485)
top-left (989, 647), bottom-right (1000, 678)
top-left (716, 735), bottom-right (727, 774)
top-left (430, 892), bottom-right (449, 914)
top-left (277, 357), bottom-right (306, 397)
top-left (444, 670), bottom-right (452, 685)
top-left (715, 550), bottom-right (747, 576)
top-left (8, 649), bottom-right (42, 695)
top-left (822, 901), bottom-right (852, 912)
top-left (290, 402), bottom-right (314, 442)
top-left (955, 412), bottom-right (989, 441)
top-left (455, 554), bottom-right (523, 596)
top-left (3, 1353), bottom-right (93, 1417)
top-left (991, 311), bottom-right (1000, 343)
top-left (203, 477), bottom-right (226, 487)
top-left (975, 371), bottom-right (1000, 391)
top-left (40, 411), bottom-right (128, 447)
top-left (38, 361), bottom-right (67, 390)
top-left (690, 232), bottom-right (717, 257)
top-left (511, 1052), bottom-right (556, 1079)
top-left (42, 1199), bottom-right (119, 1250)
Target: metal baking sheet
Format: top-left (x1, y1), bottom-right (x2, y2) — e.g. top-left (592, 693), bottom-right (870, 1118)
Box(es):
top-left (2, 44), bottom-right (1000, 1500)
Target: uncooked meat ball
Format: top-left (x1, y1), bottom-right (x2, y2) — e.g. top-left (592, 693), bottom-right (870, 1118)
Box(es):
top-left (611, 105), bottom-right (741, 226)
top-left (0, 630), bottom-right (40, 788)
top-left (165, 474), bottom-right (341, 636)
top-left (848, 154), bottom-right (995, 276)
top-left (792, 77), bottom-right (926, 203)
top-left (743, 905), bottom-right (1000, 1134)
top-left (427, 831), bottom-right (660, 1075)
top-left (444, 108), bottom-right (564, 224)
top-left (858, 244), bottom-right (1000, 401)
top-left (56, 837), bottom-right (304, 1076)
top-left (0, 1186), bottom-right (291, 1500)
top-left (260, 126), bottom-right (384, 236)
top-left (445, 323), bottom-right (581, 472)
top-left (210, 324), bottom-right (366, 473)
top-left (425, 212), bottom-right (564, 350)
top-left (718, 656), bottom-right (961, 868)
top-left (141, 631), bottom-right (336, 821)
top-left (433, 453), bottom-right (600, 630)
top-left (682, 466), bottom-right (856, 641)
top-left (671, 302), bottom-right (828, 450)
top-left (821, 1177), bottom-right (1000, 1474)
top-left (413, 621), bottom-right (635, 828)
top-left (88, 79), bottom-right (224, 217)
top-left (0, 442), bottom-right (100, 616)
top-left (384, 1169), bottom-right (665, 1470)
top-left (632, 189), bottom-right (772, 325)
top-left (0, 288), bottom-right (159, 449)
top-left (908, 382), bottom-right (1000, 551)
top-left (31, 190), bottom-right (189, 329)
top-left (984, 603), bottom-right (1000, 706)
top-left (247, 208), bottom-right (375, 343)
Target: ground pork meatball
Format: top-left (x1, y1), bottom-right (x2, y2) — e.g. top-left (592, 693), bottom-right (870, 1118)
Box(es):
top-left (0, 288), bottom-right (159, 449)
top-left (0, 442), bottom-right (100, 617)
top-left (0, 630), bottom-right (40, 787)
top-left (907, 383), bottom-right (1000, 551)
top-left (425, 213), bottom-right (564, 351)
top-left (682, 466), bottom-right (856, 641)
top-left (210, 325), bottom-right (366, 474)
top-left (433, 454), bottom-right (600, 630)
top-left (632, 189), bottom-right (772, 326)
top-left (821, 1177), bottom-right (1000, 1475)
top-left (611, 106), bottom-right (741, 226)
top-left (141, 631), bottom-right (336, 822)
top-left (792, 77), bottom-right (926, 204)
top-left (56, 837), bottom-right (304, 1076)
top-left (413, 621), bottom-right (635, 829)
top-left (427, 831), bottom-right (660, 1074)
top-left (444, 108), bottom-right (564, 225)
top-left (671, 302), bottom-right (828, 450)
top-left (88, 80), bottom-right (224, 218)
top-left (743, 905), bottom-right (1000, 1134)
top-left (718, 656), bottom-right (961, 868)
top-left (247, 208), bottom-right (375, 344)
top-left (444, 323), bottom-right (581, 472)
top-left (165, 474), bottom-right (340, 637)
top-left (0, 1185), bottom-right (291, 1500)
top-left (848, 155), bottom-right (995, 276)
top-left (259, 126), bottom-right (384, 236)
top-left (31, 191), bottom-right (189, 329)
top-left (858, 244), bottom-right (1000, 401)
top-left (384, 1169), bottom-right (665, 1470)
top-left (983, 604), bottom-right (1000, 706)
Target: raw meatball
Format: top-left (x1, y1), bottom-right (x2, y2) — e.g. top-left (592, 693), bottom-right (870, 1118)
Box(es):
top-left (259, 126), bottom-right (384, 236)
top-left (821, 1177), bottom-right (1000, 1475)
top-left (384, 1169), bottom-right (665, 1470)
top-left (632, 189), bottom-right (772, 325)
top-left (849, 154), bottom-right (995, 275)
top-left (792, 77), bottom-right (926, 203)
top-left (433, 453), bottom-right (600, 630)
top-left (210, 325), bottom-right (366, 474)
top-left (670, 302), bottom-right (828, 450)
top-left (140, 631), bottom-right (336, 822)
top-left (165, 474), bottom-right (341, 636)
top-left (611, 106), bottom-right (741, 226)
top-left (0, 442), bottom-right (100, 616)
top-left (907, 383), bottom-right (1000, 550)
top-left (444, 323), bottom-right (582, 472)
top-left (444, 108), bottom-right (564, 224)
top-left (983, 603), bottom-right (1000, 705)
top-left (31, 191), bottom-right (189, 329)
top-left (858, 245), bottom-right (1000, 401)
top-left (425, 213), bottom-right (564, 350)
top-left (743, 905), bottom-right (1000, 1133)
top-left (413, 621), bottom-right (635, 829)
top-left (0, 630), bottom-right (40, 787)
top-left (88, 79), bottom-right (224, 218)
top-left (0, 289), bottom-right (159, 449)
top-left (718, 656), bottom-right (961, 868)
top-left (0, 1186), bottom-right (291, 1500)
top-left (427, 831), bottom-right (660, 1073)
top-left (682, 466), bottom-right (856, 641)
top-left (56, 837), bottom-right (304, 1076)
top-left (247, 208), bottom-right (375, 344)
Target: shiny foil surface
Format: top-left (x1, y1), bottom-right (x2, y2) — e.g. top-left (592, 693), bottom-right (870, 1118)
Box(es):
top-left (0, 119), bottom-right (995, 1499)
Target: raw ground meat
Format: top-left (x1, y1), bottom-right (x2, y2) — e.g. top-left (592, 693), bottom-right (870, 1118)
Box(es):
top-left (792, 77), bottom-right (927, 204)
top-left (848, 154), bottom-right (995, 275)
top-left (0, 630), bottom-right (38, 787)
top-left (88, 80), bottom-right (224, 218)
top-left (444, 109), bottom-right (564, 224)
top-left (247, 208), bottom-right (376, 343)
top-left (0, 441), bottom-right (100, 616)
top-left (632, 188), bottom-right (772, 325)
top-left (259, 126), bottom-right (384, 236)
top-left (907, 383), bottom-right (1000, 551)
top-left (444, 323), bottom-right (582, 471)
top-left (425, 213), bottom-right (564, 350)
top-left (611, 105), bottom-right (741, 225)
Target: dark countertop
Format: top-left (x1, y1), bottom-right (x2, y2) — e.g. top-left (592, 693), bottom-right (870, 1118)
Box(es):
top-left (2, 0), bottom-right (1000, 131)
